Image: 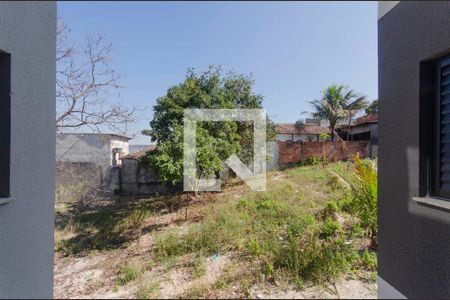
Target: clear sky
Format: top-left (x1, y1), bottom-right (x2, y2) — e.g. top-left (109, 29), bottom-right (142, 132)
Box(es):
top-left (58, 1), bottom-right (378, 145)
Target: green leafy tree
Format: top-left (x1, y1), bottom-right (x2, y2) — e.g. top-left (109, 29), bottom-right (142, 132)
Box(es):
top-left (365, 99), bottom-right (378, 115)
top-left (142, 66), bottom-right (267, 185)
top-left (309, 85), bottom-right (366, 141)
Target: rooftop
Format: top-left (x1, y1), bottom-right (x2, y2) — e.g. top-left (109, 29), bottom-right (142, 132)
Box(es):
top-left (355, 113), bottom-right (378, 125)
top-left (274, 123), bottom-right (329, 135)
top-left (123, 145), bottom-right (157, 160)
top-left (57, 132), bottom-right (132, 140)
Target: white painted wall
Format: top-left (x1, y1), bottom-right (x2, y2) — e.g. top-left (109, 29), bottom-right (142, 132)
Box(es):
top-left (110, 139), bottom-right (130, 165)
top-left (56, 133), bottom-right (130, 184)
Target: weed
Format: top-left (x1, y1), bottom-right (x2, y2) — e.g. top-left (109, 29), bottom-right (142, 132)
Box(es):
top-left (305, 156), bottom-right (321, 166)
top-left (116, 262), bottom-right (141, 286)
top-left (184, 284), bottom-right (208, 299)
top-left (246, 237), bottom-right (264, 257)
top-left (350, 154), bottom-right (378, 245)
top-left (114, 209), bottom-right (151, 234)
top-left (362, 250), bottom-right (377, 270)
top-left (369, 271), bottom-right (377, 283)
top-left (351, 223), bottom-right (364, 238)
top-left (136, 280), bottom-right (159, 299)
top-left (320, 218), bottom-right (342, 237)
top-left (264, 262), bottom-right (275, 277)
top-left (323, 200), bottom-right (339, 218)
top-left (190, 256), bottom-right (207, 278)
top-left (214, 279), bottom-right (227, 290)
top-left (293, 275), bottom-right (304, 289)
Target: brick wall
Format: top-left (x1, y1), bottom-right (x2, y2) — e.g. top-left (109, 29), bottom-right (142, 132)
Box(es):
top-left (278, 140), bottom-right (369, 165)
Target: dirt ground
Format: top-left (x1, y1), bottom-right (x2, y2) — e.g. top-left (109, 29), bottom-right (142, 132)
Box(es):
top-left (54, 167), bottom-right (377, 299)
top-left (54, 205), bottom-right (376, 299)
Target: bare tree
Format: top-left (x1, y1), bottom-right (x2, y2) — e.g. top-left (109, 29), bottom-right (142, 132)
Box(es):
top-left (56, 19), bottom-right (135, 133)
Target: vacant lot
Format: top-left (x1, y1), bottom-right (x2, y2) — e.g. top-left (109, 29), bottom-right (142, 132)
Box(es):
top-left (54, 161), bottom-right (377, 299)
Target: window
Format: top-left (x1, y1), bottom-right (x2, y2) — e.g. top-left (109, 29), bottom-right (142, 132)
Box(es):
top-left (0, 50), bottom-right (10, 198)
top-left (431, 56), bottom-right (450, 199)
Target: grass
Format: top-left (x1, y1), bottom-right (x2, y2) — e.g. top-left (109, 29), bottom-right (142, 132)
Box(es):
top-left (116, 262), bottom-right (142, 286)
top-left (55, 160), bottom-right (378, 297)
top-left (184, 284), bottom-right (209, 299)
top-left (136, 279), bottom-right (160, 299)
top-left (189, 256), bottom-right (207, 278)
top-left (154, 160), bottom-right (377, 286)
top-left (55, 193), bottom-right (188, 255)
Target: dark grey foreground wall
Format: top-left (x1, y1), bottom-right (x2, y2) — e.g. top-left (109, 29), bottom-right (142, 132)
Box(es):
top-left (0, 2), bottom-right (56, 298)
top-left (379, 2), bottom-right (450, 298)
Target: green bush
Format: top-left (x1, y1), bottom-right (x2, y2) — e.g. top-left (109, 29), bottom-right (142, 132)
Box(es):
top-left (320, 218), bottom-right (342, 237)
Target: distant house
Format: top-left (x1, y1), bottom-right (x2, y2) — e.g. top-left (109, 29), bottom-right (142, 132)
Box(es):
top-left (56, 133), bottom-right (132, 186)
top-left (305, 117), bottom-right (353, 128)
top-left (339, 114), bottom-right (378, 141)
top-left (338, 114), bottom-right (378, 157)
top-left (274, 123), bottom-right (330, 142)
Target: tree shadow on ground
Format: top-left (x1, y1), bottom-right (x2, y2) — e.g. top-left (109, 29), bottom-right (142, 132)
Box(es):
top-left (55, 192), bottom-right (191, 256)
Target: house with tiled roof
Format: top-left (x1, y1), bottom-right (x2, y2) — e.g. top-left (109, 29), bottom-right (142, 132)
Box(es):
top-left (338, 113), bottom-right (378, 141)
top-left (274, 123), bottom-right (330, 142)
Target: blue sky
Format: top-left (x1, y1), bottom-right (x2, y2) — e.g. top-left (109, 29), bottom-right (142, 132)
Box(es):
top-left (58, 1), bottom-right (378, 145)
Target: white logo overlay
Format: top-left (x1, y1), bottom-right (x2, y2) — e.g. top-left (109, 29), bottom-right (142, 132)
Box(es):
top-left (183, 109), bottom-right (266, 192)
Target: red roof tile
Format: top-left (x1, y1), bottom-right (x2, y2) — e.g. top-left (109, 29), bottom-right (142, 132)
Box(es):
top-left (274, 123), bottom-right (329, 135)
top-left (356, 114), bottom-right (378, 125)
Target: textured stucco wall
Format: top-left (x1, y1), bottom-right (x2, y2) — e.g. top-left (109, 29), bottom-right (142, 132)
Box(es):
top-left (0, 2), bottom-right (56, 298)
top-left (56, 133), bottom-right (111, 171)
top-left (56, 134), bottom-right (130, 167)
top-left (378, 1), bottom-right (450, 298)
top-left (56, 133), bottom-right (130, 186)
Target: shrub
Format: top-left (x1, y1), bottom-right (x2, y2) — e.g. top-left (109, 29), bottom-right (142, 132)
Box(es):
top-left (320, 218), bottom-right (342, 237)
top-left (351, 154), bottom-right (378, 245)
top-left (305, 156), bottom-right (321, 166)
top-left (327, 155), bottom-right (378, 246)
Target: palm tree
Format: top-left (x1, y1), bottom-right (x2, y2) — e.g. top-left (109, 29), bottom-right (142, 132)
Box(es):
top-left (309, 85), bottom-right (366, 141)
top-left (365, 99), bottom-right (378, 115)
